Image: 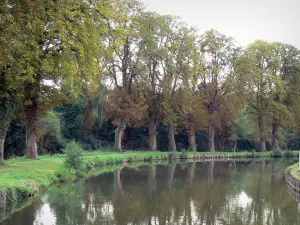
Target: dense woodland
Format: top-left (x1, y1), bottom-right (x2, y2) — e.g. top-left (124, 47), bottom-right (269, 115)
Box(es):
top-left (1, 0), bottom-right (300, 163)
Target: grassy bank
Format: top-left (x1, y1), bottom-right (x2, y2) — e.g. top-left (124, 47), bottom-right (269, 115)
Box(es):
top-left (287, 162), bottom-right (300, 180)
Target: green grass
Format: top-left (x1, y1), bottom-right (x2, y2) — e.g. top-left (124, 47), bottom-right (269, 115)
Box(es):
top-left (0, 156), bottom-right (64, 194)
top-left (287, 162), bottom-right (300, 180)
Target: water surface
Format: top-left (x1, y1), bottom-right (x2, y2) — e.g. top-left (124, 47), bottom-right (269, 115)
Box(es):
top-left (1, 159), bottom-right (300, 225)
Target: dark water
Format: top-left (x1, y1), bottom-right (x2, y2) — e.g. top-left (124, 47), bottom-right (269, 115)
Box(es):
top-left (1, 159), bottom-right (300, 225)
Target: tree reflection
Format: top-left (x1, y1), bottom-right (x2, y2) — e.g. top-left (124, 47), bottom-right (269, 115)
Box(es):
top-left (2, 160), bottom-right (300, 225)
top-left (147, 165), bottom-right (156, 195)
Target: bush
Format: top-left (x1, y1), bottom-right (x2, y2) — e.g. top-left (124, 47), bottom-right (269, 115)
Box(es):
top-left (84, 158), bottom-right (95, 172)
top-left (63, 141), bottom-right (86, 174)
top-left (55, 167), bottom-right (76, 182)
top-left (284, 151), bottom-right (295, 158)
top-left (272, 149), bottom-right (283, 157)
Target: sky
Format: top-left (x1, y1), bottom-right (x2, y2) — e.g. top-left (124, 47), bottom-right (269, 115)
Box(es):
top-left (141, 0), bottom-right (300, 48)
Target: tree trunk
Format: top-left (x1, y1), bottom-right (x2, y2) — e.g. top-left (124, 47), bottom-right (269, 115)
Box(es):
top-left (188, 126), bottom-right (196, 152)
top-left (0, 135), bottom-right (5, 164)
top-left (232, 140), bottom-right (237, 152)
top-left (167, 121), bottom-right (176, 152)
top-left (208, 125), bottom-right (215, 152)
top-left (26, 120), bottom-right (38, 159)
top-left (114, 116), bottom-right (126, 152)
top-left (258, 116), bottom-right (266, 152)
top-left (24, 93), bottom-right (39, 159)
top-left (148, 118), bottom-right (157, 151)
top-left (271, 123), bottom-right (280, 150)
top-left (84, 101), bottom-right (94, 133)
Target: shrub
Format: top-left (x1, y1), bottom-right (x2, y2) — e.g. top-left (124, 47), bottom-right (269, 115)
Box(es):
top-left (55, 167), bottom-right (76, 182)
top-left (284, 151), bottom-right (294, 158)
top-left (84, 158), bottom-right (95, 172)
top-left (272, 149), bottom-right (283, 157)
top-left (63, 141), bottom-right (86, 174)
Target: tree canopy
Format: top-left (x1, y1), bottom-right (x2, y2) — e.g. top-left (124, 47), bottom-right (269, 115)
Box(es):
top-left (1, 0), bottom-right (300, 163)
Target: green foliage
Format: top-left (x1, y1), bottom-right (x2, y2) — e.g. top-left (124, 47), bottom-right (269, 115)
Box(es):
top-left (231, 109), bottom-right (253, 141)
top-left (63, 141), bottom-right (86, 174)
top-left (57, 98), bottom-right (85, 140)
top-left (283, 151), bottom-right (295, 158)
top-left (1, 0), bottom-right (300, 157)
top-left (4, 120), bottom-right (26, 159)
top-left (272, 150), bottom-right (283, 157)
top-left (55, 167), bottom-right (77, 182)
top-left (38, 111), bottom-right (64, 154)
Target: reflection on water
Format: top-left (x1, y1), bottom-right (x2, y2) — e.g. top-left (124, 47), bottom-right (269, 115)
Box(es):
top-left (1, 159), bottom-right (300, 225)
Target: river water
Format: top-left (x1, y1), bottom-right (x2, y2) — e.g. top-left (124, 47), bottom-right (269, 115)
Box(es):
top-left (1, 159), bottom-right (300, 225)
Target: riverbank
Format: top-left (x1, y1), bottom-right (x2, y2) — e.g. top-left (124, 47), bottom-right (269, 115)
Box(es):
top-left (0, 151), bottom-right (298, 195)
top-left (0, 150), bottom-right (298, 220)
top-left (286, 162), bottom-right (300, 195)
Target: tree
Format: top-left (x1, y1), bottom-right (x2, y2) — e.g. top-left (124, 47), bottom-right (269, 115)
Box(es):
top-left (0, 1), bottom-right (28, 163)
top-left (2, 0), bottom-right (118, 158)
top-left (269, 43), bottom-right (300, 150)
top-left (175, 28), bottom-right (209, 152)
top-left (236, 40), bottom-right (283, 151)
top-left (104, 0), bottom-right (148, 152)
top-left (199, 29), bottom-right (240, 151)
top-left (159, 19), bottom-right (194, 152)
top-left (137, 12), bottom-right (167, 151)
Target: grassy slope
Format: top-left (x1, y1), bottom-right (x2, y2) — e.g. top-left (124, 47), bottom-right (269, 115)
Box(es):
top-left (287, 162), bottom-right (300, 180)
top-left (0, 151), bottom-right (173, 194)
top-left (0, 151), bottom-right (297, 195)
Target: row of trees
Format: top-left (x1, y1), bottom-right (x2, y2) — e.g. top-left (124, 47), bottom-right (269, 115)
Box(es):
top-left (1, 0), bottom-right (300, 163)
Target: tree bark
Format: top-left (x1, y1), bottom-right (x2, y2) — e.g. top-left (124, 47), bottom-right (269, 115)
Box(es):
top-left (0, 136), bottom-right (5, 164)
top-left (232, 140), bottom-right (237, 152)
top-left (26, 119), bottom-right (38, 159)
top-left (148, 118), bottom-right (157, 151)
top-left (114, 116), bottom-right (126, 152)
top-left (188, 126), bottom-right (196, 152)
top-left (208, 125), bottom-right (215, 152)
top-left (258, 116), bottom-right (266, 152)
top-left (84, 101), bottom-right (94, 133)
top-left (271, 123), bottom-right (280, 150)
top-left (167, 121), bottom-right (176, 152)
top-left (24, 93), bottom-right (39, 159)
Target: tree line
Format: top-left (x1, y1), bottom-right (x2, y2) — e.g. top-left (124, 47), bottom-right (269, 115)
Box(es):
top-left (1, 0), bottom-right (300, 163)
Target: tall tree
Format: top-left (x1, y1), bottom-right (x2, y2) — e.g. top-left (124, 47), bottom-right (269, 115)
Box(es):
top-left (3, 0), bottom-right (118, 158)
top-left (236, 40), bottom-right (277, 152)
top-left (138, 12), bottom-right (167, 151)
top-left (175, 28), bottom-right (209, 152)
top-left (159, 19), bottom-right (192, 152)
top-left (199, 29), bottom-right (240, 151)
top-left (269, 43), bottom-right (300, 150)
top-left (105, 0), bottom-right (148, 152)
